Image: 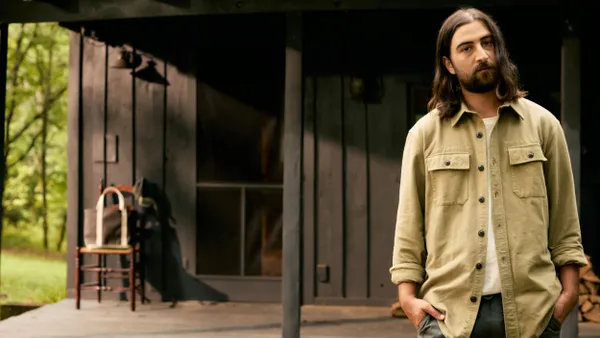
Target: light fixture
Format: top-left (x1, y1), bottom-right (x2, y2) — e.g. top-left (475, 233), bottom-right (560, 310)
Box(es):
top-left (349, 75), bottom-right (385, 104)
top-left (111, 47), bottom-right (141, 69)
top-left (349, 77), bottom-right (366, 101)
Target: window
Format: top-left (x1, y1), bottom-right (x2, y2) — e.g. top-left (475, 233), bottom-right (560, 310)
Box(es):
top-left (195, 43), bottom-right (285, 277)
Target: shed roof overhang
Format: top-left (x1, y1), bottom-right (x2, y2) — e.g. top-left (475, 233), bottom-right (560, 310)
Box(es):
top-left (1, 0), bottom-right (568, 24)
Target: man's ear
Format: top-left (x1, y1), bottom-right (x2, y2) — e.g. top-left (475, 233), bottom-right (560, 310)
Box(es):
top-left (443, 56), bottom-right (456, 75)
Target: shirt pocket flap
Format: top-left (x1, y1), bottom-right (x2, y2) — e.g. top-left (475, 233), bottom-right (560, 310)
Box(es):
top-left (426, 153), bottom-right (470, 172)
top-left (508, 144), bottom-right (548, 166)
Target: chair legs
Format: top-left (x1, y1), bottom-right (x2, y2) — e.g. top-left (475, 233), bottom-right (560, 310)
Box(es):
top-left (129, 249), bottom-right (136, 312)
top-left (75, 248), bottom-right (143, 312)
top-left (97, 254), bottom-right (102, 303)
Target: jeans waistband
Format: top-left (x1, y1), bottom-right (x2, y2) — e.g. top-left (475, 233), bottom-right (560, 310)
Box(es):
top-left (481, 293), bottom-right (501, 301)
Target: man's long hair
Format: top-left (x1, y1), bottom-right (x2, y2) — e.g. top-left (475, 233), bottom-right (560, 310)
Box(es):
top-left (427, 8), bottom-right (527, 119)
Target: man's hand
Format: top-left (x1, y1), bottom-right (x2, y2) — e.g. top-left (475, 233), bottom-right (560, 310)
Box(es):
top-left (554, 264), bottom-right (580, 324)
top-left (401, 296), bottom-right (446, 329)
top-left (553, 291), bottom-right (577, 324)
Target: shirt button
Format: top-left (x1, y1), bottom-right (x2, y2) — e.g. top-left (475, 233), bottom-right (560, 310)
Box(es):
top-left (476, 132), bottom-right (483, 139)
top-left (478, 165), bottom-right (484, 171)
top-left (476, 263), bottom-right (483, 269)
top-left (478, 196), bottom-right (485, 203)
top-left (470, 296), bottom-right (478, 303)
top-left (478, 230), bottom-right (485, 237)
top-left (445, 160), bottom-right (451, 166)
top-left (528, 152), bottom-right (534, 158)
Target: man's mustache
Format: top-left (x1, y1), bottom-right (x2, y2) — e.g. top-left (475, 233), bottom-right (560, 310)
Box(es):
top-left (476, 63), bottom-right (495, 72)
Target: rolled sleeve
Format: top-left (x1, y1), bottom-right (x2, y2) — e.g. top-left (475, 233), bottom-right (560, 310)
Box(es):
top-left (390, 130), bottom-right (427, 285)
top-left (543, 117), bottom-right (588, 268)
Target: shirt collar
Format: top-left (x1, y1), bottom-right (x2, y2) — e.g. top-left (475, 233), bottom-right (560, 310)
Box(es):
top-left (450, 99), bottom-right (524, 127)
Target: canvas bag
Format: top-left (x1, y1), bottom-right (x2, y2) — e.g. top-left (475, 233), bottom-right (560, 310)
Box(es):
top-left (83, 186), bottom-right (130, 248)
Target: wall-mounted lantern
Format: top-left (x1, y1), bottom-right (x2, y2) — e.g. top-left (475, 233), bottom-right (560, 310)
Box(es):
top-left (111, 47), bottom-right (142, 69)
top-left (349, 75), bottom-right (385, 104)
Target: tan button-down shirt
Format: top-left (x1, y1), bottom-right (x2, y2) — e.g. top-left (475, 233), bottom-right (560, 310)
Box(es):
top-left (389, 98), bottom-right (587, 338)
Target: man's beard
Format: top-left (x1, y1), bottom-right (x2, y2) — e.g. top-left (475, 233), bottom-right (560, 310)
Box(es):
top-left (457, 62), bottom-right (499, 94)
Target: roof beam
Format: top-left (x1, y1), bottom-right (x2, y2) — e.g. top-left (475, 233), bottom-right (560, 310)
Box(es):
top-left (1, 0), bottom-right (564, 24)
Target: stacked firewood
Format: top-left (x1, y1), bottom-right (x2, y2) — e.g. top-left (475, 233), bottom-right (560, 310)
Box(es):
top-left (391, 301), bottom-right (407, 318)
top-left (579, 255), bottom-right (600, 323)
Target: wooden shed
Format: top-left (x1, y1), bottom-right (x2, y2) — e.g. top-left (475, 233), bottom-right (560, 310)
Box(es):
top-left (0, 0), bottom-right (596, 336)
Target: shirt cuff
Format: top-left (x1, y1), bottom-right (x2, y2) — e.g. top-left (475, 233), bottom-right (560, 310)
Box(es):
top-left (551, 245), bottom-right (588, 268)
top-left (390, 263), bottom-right (425, 285)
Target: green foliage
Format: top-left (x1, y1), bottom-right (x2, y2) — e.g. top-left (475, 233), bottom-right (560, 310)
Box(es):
top-left (3, 22), bottom-right (69, 253)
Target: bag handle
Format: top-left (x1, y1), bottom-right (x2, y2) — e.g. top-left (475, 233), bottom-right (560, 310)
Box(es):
top-left (95, 186), bottom-right (128, 247)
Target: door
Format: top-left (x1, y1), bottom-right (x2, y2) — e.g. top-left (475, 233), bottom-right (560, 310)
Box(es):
top-left (303, 74), bottom-right (413, 306)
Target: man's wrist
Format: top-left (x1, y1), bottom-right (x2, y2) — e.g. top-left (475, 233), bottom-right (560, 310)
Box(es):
top-left (398, 282), bottom-right (418, 308)
top-left (399, 294), bottom-right (416, 308)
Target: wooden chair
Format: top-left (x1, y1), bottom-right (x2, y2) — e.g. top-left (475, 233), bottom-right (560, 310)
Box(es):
top-left (74, 181), bottom-right (147, 311)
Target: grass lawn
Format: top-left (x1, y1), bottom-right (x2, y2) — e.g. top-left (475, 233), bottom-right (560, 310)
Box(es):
top-left (0, 250), bottom-right (66, 305)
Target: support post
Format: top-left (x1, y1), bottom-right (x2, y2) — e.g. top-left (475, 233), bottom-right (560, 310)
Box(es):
top-left (282, 11), bottom-right (303, 338)
top-left (0, 23), bottom-right (8, 283)
top-left (560, 15), bottom-right (581, 338)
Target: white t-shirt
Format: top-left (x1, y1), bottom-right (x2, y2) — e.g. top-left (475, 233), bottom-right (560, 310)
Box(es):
top-left (482, 116), bottom-right (501, 295)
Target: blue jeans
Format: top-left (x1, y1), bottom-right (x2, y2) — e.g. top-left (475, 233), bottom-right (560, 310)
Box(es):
top-left (417, 294), bottom-right (561, 338)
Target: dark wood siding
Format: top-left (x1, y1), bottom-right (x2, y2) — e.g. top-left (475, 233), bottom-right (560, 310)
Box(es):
top-left (65, 15), bottom-right (287, 303)
top-left (66, 20), bottom-right (198, 301)
top-left (300, 10), bottom-right (434, 306)
top-left (302, 74), bottom-right (421, 306)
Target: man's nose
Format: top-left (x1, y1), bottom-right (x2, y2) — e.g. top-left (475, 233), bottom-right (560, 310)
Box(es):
top-left (475, 45), bottom-right (489, 62)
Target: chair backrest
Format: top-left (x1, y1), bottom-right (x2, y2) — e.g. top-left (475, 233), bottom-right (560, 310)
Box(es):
top-left (98, 179), bottom-right (136, 211)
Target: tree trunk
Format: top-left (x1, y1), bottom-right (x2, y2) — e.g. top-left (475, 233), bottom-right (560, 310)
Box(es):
top-left (56, 210), bottom-right (66, 252)
top-left (41, 104), bottom-right (48, 250)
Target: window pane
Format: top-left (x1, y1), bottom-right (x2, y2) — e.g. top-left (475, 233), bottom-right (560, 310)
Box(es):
top-left (244, 188), bottom-right (283, 276)
top-left (196, 187), bottom-right (241, 275)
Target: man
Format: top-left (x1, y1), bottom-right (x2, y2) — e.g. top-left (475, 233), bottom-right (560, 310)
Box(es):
top-left (389, 7), bottom-right (587, 338)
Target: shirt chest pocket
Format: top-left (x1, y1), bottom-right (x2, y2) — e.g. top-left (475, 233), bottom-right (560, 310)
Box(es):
top-left (426, 152), bottom-right (470, 206)
top-left (508, 144), bottom-right (547, 198)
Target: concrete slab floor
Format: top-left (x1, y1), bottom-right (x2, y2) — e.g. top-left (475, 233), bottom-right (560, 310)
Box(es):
top-left (0, 300), bottom-right (599, 337)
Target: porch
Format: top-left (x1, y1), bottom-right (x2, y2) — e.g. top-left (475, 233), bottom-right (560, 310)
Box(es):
top-left (1, 300), bottom-right (600, 338)
top-left (1, 300), bottom-right (405, 337)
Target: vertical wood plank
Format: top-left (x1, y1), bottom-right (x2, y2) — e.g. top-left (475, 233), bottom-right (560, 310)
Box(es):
top-left (282, 11), bottom-right (303, 338)
top-left (302, 75), bottom-right (316, 305)
top-left (66, 31), bottom-right (83, 294)
top-left (342, 76), bottom-right (368, 299)
top-left (90, 41), bottom-right (106, 207)
top-left (367, 75), bottom-right (406, 300)
top-left (106, 44), bottom-right (133, 187)
top-left (80, 36), bottom-right (105, 291)
top-left (134, 53), bottom-right (166, 300)
top-left (315, 75), bottom-right (344, 299)
top-left (164, 47), bottom-right (197, 295)
top-left (104, 44), bottom-right (134, 297)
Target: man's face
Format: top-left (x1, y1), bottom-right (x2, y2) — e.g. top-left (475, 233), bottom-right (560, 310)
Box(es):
top-left (443, 20), bottom-right (498, 94)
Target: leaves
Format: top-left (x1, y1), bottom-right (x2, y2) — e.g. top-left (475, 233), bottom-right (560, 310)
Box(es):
top-left (3, 22), bottom-right (69, 252)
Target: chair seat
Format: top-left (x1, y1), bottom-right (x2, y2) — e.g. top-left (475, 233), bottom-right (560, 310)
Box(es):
top-left (80, 245), bottom-right (135, 255)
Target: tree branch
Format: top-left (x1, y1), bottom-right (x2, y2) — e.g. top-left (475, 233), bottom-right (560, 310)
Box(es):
top-left (5, 24), bottom-right (40, 159)
top-left (6, 129), bottom-right (43, 171)
top-left (8, 112), bottom-right (43, 146)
